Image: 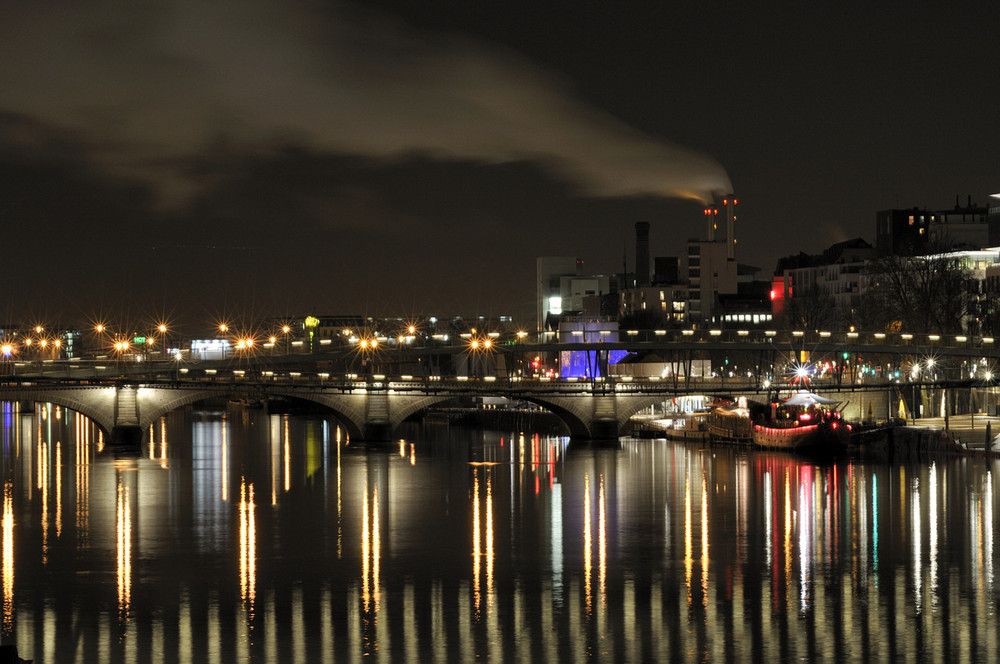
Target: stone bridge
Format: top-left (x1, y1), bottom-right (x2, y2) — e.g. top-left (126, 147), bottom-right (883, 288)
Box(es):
top-left (0, 378), bottom-right (721, 443)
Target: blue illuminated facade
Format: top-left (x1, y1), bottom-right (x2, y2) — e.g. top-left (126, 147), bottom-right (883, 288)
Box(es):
top-left (560, 349), bottom-right (628, 379)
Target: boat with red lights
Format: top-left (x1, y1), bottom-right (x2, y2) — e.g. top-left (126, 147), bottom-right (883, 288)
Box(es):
top-left (752, 391), bottom-right (850, 454)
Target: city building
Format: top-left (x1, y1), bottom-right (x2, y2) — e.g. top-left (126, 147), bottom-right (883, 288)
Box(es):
top-left (876, 196), bottom-right (991, 256)
top-left (685, 238), bottom-right (738, 323)
top-left (536, 256), bottom-right (581, 331)
top-left (555, 316), bottom-right (628, 379)
top-left (618, 284), bottom-right (688, 326)
top-left (614, 222), bottom-right (688, 326)
top-left (685, 194), bottom-right (741, 323)
top-left (715, 278), bottom-right (773, 328)
top-left (536, 256), bottom-right (612, 331)
top-left (772, 238), bottom-right (875, 329)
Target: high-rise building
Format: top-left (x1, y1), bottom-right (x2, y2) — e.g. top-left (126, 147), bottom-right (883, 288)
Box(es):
top-left (688, 193), bottom-right (739, 322)
top-left (536, 256), bottom-right (582, 331)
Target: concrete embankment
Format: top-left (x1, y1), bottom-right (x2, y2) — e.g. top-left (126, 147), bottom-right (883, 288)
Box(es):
top-left (851, 424), bottom-right (988, 462)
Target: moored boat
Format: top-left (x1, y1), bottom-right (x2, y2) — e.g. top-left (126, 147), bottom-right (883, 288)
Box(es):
top-left (707, 398), bottom-right (757, 445)
top-left (752, 391), bottom-right (850, 454)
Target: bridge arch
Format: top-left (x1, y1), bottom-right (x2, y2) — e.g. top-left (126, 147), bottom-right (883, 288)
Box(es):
top-left (384, 394), bottom-right (462, 435)
top-left (510, 396), bottom-right (594, 439)
top-left (135, 386), bottom-right (236, 431)
top-left (0, 386), bottom-right (118, 434)
top-left (614, 395), bottom-right (684, 432)
top-left (265, 389), bottom-right (367, 440)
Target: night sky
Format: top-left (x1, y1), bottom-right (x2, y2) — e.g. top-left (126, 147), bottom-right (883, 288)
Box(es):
top-left (2, 1), bottom-right (998, 331)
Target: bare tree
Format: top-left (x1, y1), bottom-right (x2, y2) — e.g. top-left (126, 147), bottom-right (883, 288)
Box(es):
top-left (780, 285), bottom-right (840, 330)
top-left (862, 254), bottom-right (977, 334)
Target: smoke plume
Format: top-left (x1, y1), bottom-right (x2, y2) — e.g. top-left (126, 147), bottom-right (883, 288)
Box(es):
top-left (0, 0), bottom-right (731, 205)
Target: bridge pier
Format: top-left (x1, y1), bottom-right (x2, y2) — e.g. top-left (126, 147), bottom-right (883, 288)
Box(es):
top-left (363, 422), bottom-right (391, 442)
top-left (590, 395), bottom-right (619, 439)
top-left (588, 418), bottom-right (620, 439)
top-left (364, 390), bottom-right (391, 442)
top-left (111, 425), bottom-right (142, 445)
top-left (111, 385), bottom-right (141, 445)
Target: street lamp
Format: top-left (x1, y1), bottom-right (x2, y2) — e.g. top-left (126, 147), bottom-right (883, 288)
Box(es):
top-left (0, 341), bottom-right (14, 377)
top-left (156, 324), bottom-right (169, 357)
top-left (355, 335), bottom-right (380, 375)
top-left (467, 333), bottom-right (494, 378)
top-left (112, 338), bottom-right (131, 376)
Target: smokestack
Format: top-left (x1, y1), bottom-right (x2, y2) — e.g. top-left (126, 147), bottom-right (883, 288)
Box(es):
top-left (704, 204), bottom-right (718, 241)
top-left (635, 221), bottom-right (650, 286)
top-left (722, 194), bottom-right (738, 260)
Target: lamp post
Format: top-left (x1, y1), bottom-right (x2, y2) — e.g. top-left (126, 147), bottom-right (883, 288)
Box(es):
top-left (358, 336), bottom-right (378, 376)
top-left (467, 333), bottom-right (493, 378)
top-left (157, 324), bottom-right (169, 360)
top-left (113, 338), bottom-right (131, 377)
top-left (0, 341), bottom-right (13, 378)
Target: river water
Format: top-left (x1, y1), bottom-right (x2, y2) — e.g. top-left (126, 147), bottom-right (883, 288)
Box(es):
top-left (1, 402), bottom-right (998, 662)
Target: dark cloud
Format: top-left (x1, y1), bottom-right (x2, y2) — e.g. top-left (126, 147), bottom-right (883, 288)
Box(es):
top-left (0, 0), bottom-right (736, 329)
top-left (0, 0), bottom-right (730, 208)
top-left (4, 0), bottom-right (996, 332)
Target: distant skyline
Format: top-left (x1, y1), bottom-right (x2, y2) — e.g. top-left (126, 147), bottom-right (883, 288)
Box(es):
top-left (2, 1), bottom-right (997, 329)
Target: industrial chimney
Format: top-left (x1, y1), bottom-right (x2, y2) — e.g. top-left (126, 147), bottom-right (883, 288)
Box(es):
top-left (722, 195), bottom-right (738, 259)
top-left (635, 221), bottom-right (650, 286)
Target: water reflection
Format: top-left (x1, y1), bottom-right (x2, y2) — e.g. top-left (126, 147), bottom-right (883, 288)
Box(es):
top-left (0, 405), bottom-right (998, 660)
top-left (2, 481), bottom-right (13, 640)
top-left (116, 475), bottom-right (131, 621)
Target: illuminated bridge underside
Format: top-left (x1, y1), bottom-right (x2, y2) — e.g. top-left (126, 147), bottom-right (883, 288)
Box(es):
top-left (0, 383), bottom-right (693, 442)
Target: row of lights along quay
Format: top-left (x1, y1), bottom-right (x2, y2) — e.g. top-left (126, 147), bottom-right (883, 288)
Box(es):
top-left (4, 316), bottom-right (1000, 393)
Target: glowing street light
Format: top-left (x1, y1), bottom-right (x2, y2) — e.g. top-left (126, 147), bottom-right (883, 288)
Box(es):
top-left (0, 341), bottom-right (13, 377)
top-left (467, 333), bottom-right (495, 378)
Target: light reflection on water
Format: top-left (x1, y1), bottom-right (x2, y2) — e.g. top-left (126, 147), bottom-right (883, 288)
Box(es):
top-left (0, 405), bottom-right (998, 661)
